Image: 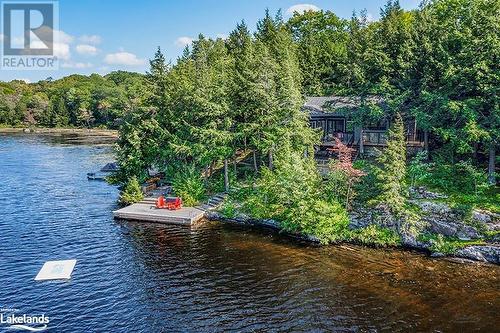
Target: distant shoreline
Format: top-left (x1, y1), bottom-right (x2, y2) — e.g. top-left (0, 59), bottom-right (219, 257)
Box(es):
top-left (0, 127), bottom-right (118, 137)
top-left (0, 127), bottom-right (118, 144)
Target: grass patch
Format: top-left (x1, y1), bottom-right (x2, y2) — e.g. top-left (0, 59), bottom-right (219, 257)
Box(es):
top-left (348, 225), bottom-right (401, 247)
top-left (218, 199), bottom-right (238, 219)
top-left (484, 230), bottom-right (500, 241)
top-left (418, 233), bottom-right (486, 255)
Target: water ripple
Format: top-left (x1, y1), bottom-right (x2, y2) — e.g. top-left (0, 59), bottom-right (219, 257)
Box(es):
top-left (0, 134), bottom-right (499, 332)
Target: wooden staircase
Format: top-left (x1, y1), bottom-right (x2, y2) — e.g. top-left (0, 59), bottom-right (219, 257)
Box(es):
top-left (197, 193), bottom-right (227, 212)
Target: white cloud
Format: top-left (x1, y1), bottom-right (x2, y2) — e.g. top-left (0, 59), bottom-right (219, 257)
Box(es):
top-left (54, 29), bottom-right (74, 44)
top-left (18, 78), bottom-right (31, 83)
top-left (175, 36), bottom-right (193, 48)
top-left (76, 44), bottom-right (98, 56)
top-left (61, 61), bottom-right (93, 69)
top-left (53, 42), bottom-right (71, 60)
top-left (79, 34), bottom-right (101, 45)
top-left (104, 51), bottom-right (145, 66)
top-left (216, 33), bottom-right (228, 40)
top-left (26, 28), bottom-right (73, 60)
top-left (29, 38), bottom-right (71, 60)
top-left (286, 4), bottom-right (320, 15)
top-left (4, 29), bottom-right (74, 61)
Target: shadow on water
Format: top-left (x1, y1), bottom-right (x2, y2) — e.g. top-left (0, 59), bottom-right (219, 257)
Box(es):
top-left (118, 220), bottom-right (500, 332)
top-left (0, 134), bottom-right (498, 332)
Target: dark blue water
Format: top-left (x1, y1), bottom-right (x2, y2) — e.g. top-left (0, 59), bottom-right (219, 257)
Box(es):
top-left (0, 134), bottom-right (499, 332)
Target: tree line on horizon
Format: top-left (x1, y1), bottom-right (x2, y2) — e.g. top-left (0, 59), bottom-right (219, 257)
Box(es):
top-left (0, 0), bottom-right (498, 183)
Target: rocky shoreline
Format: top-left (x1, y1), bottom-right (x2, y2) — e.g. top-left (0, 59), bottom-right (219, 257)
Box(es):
top-left (0, 127), bottom-right (118, 144)
top-left (207, 187), bottom-right (500, 265)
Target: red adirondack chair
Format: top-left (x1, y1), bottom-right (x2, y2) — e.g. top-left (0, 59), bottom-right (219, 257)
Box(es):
top-left (156, 196), bottom-right (182, 210)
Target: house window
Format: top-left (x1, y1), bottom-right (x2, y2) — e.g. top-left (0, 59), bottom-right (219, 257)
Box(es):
top-left (334, 119), bottom-right (344, 132)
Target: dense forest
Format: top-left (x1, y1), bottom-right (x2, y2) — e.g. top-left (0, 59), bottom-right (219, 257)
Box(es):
top-left (1, 0), bottom-right (498, 246)
top-left (0, 71), bottom-right (146, 128)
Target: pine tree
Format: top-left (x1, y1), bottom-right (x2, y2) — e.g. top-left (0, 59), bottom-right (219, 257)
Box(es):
top-left (254, 11), bottom-right (317, 166)
top-left (146, 47), bottom-right (170, 114)
top-left (287, 10), bottom-right (348, 95)
top-left (119, 176), bottom-right (144, 205)
top-left (376, 113), bottom-right (407, 215)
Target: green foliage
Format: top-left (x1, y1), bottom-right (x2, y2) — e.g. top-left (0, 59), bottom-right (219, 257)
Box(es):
top-left (295, 199), bottom-right (349, 244)
top-left (119, 176), bottom-right (144, 205)
top-left (425, 160), bottom-right (488, 196)
top-left (114, 107), bottom-right (164, 183)
top-left (408, 151), bottom-right (432, 187)
top-left (325, 167), bottom-right (350, 204)
top-left (484, 230), bottom-right (500, 241)
top-left (446, 190), bottom-right (500, 215)
top-left (375, 113), bottom-right (407, 214)
top-left (352, 160), bottom-right (381, 204)
top-left (172, 166), bottom-right (206, 207)
top-left (348, 225), bottom-right (401, 247)
top-left (409, 156), bottom-right (498, 213)
top-left (207, 168), bottom-right (237, 194)
top-left (0, 72), bottom-right (146, 128)
top-left (219, 199), bottom-right (238, 219)
top-left (239, 146), bottom-right (349, 244)
top-left (418, 233), bottom-right (486, 255)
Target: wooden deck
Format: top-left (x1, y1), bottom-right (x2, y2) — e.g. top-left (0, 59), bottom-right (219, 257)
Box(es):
top-left (113, 202), bottom-right (205, 225)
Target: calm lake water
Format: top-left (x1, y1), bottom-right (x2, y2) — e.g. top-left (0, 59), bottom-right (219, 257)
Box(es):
top-left (0, 134), bottom-right (499, 332)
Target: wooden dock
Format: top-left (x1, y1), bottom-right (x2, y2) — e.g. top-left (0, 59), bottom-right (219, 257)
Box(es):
top-left (113, 200), bottom-right (205, 225)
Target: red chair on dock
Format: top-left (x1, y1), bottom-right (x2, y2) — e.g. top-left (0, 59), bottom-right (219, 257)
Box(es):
top-left (156, 196), bottom-right (183, 210)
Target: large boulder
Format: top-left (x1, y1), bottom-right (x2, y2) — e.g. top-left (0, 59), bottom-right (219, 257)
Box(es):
top-left (472, 210), bottom-right (500, 231)
top-left (428, 219), bottom-right (481, 239)
top-left (409, 187), bottom-right (448, 200)
top-left (412, 200), bottom-right (482, 239)
top-left (455, 245), bottom-right (500, 264)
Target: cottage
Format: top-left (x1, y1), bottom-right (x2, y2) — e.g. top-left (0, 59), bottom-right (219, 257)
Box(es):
top-left (303, 96), bottom-right (424, 156)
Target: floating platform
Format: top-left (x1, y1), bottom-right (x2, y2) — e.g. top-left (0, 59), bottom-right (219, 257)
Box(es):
top-left (35, 260), bottom-right (77, 281)
top-left (113, 202), bottom-right (205, 225)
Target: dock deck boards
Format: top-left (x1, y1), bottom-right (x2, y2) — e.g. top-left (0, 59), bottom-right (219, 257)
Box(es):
top-left (113, 202), bottom-right (205, 225)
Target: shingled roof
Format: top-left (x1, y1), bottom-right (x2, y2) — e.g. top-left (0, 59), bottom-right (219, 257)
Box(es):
top-left (303, 96), bottom-right (384, 116)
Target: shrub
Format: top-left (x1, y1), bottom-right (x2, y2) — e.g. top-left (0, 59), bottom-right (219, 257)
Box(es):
top-left (238, 147), bottom-right (350, 244)
top-left (375, 113), bottom-right (407, 215)
top-left (353, 160), bottom-right (381, 204)
top-left (348, 225), bottom-right (401, 247)
top-left (207, 168), bottom-right (237, 194)
top-left (408, 151), bottom-right (432, 187)
top-left (425, 160), bottom-right (488, 195)
top-left (418, 233), bottom-right (485, 255)
top-left (219, 199), bottom-right (237, 219)
top-left (119, 176), bottom-right (144, 205)
top-left (326, 139), bottom-right (365, 209)
top-left (325, 167), bottom-right (349, 204)
top-left (172, 166), bottom-right (206, 206)
top-left (282, 199), bottom-right (350, 244)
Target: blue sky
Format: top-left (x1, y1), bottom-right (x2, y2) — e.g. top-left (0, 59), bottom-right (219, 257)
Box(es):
top-left (0, 0), bottom-right (420, 83)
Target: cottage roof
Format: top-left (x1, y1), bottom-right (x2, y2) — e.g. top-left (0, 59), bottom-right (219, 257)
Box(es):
top-left (303, 96), bottom-right (384, 117)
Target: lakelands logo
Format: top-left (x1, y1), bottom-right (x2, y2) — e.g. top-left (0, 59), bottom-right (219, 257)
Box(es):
top-left (1, 0), bottom-right (59, 70)
top-left (0, 309), bottom-right (49, 332)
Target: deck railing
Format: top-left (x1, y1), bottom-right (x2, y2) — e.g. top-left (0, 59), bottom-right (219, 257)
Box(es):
top-left (321, 129), bottom-right (424, 146)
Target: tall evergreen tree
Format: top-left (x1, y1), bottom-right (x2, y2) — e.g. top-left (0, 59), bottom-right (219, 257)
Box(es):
top-left (146, 47), bottom-right (170, 114)
top-left (376, 113), bottom-right (407, 214)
